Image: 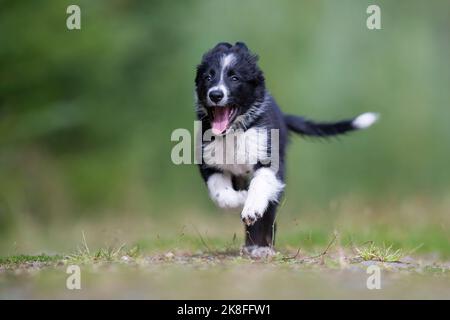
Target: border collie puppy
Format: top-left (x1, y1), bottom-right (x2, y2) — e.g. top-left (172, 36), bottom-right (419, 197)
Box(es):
top-left (195, 42), bottom-right (378, 257)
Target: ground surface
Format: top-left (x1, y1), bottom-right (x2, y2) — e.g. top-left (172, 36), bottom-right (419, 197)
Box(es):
top-left (1, 246), bottom-right (450, 299)
top-left (1, 202), bottom-right (450, 299)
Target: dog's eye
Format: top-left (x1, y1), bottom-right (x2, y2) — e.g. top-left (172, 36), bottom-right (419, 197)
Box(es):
top-left (205, 75), bottom-right (212, 82)
top-left (230, 76), bottom-right (239, 82)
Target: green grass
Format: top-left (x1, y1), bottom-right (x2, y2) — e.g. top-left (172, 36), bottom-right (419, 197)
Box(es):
top-left (65, 232), bottom-right (142, 264)
top-left (355, 242), bottom-right (404, 262)
top-left (66, 245), bottom-right (142, 264)
top-left (0, 254), bottom-right (63, 266)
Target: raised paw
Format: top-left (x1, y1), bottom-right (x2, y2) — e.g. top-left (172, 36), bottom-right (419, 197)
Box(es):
top-left (241, 197), bottom-right (267, 226)
top-left (213, 189), bottom-right (247, 209)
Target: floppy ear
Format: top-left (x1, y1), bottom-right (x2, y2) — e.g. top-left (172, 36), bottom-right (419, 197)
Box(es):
top-left (235, 42), bottom-right (248, 51)
top-left (213, 42), bottom-right (232, 50)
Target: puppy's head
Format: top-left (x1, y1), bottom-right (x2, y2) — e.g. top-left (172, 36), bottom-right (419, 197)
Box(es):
top-left (195, 42), bottom-right (265, 135)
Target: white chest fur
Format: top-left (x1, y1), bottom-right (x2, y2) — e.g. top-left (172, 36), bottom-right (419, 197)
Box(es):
top-left (203, 128), bottom-right (269, 176)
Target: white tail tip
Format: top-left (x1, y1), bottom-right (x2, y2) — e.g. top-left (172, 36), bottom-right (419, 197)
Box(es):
top-left (352, 112), bottom-right (379, 129)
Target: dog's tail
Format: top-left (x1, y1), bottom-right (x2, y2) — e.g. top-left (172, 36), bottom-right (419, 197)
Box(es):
top-left (284, 112), bottom-right (379, 137)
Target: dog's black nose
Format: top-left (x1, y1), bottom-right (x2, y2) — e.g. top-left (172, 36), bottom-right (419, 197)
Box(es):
top-left (209, 90), bottom-right (224, 103)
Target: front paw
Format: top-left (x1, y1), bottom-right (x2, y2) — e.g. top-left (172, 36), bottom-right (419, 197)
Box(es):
top-left (214, 190), bottom-right (247, 209)
top-left (241, 198), bottom-right (268, 225)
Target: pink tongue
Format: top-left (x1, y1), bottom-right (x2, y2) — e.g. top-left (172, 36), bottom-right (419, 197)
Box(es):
top-left (211, 107), bottom-right (231, 135)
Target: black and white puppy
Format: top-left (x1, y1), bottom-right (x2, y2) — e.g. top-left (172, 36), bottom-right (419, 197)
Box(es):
top-left (195, 42), bottom-right (378, 257)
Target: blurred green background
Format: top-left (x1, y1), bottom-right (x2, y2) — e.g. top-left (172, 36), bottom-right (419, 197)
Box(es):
top-left (0, 0), bottom-right (449, 256)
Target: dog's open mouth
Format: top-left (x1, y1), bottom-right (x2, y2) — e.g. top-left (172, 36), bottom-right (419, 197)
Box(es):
top-left (210, 106), bottom-right (238, 135)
